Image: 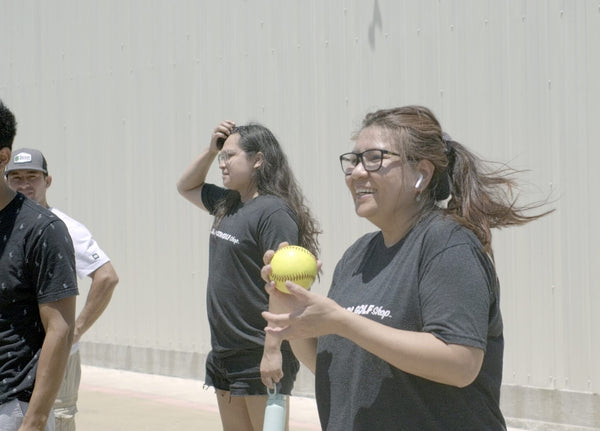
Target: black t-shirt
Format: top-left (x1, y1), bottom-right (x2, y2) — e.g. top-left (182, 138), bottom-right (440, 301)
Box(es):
top-left (0, 193), bottom-right (78, 404)
top-left (316, 212), bottom-right (506, 430)
top-left (201, 184), bottom-right (299, 353)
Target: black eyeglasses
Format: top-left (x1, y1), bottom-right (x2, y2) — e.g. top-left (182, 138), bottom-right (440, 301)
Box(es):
top-left (339, 149), bottom-right (403, 175)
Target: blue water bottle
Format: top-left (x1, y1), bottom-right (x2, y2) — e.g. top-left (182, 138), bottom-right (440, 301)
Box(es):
top-left (263, 385), bottom-right (286, 431)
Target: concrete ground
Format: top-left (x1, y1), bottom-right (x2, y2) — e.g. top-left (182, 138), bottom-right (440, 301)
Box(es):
top-left (77, 365), bottom-right (320, 431)
top-left (76, 365), bottom-right (526, 430)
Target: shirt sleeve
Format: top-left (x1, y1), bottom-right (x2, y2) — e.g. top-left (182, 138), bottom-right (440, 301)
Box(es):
top-left (419, 243), bottom-right (493, 350)
top-left (51, 208), bottom-right (110, 278)
top-left (256, 205), bottom-right (299, 254)
top-left (69, 221), bottom-right (110, 278)
top-left (201, 183), bottom-right (229, 215)
top-left (32, 220), bottom-right (79, 304)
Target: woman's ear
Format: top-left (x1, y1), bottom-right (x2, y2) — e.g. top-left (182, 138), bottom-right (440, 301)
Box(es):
top-left (253, 152), bottom-right (264, 169)
top-left (414, 159), bottom-right (435, 191)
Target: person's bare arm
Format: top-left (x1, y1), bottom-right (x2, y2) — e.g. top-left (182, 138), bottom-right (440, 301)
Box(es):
top-left (73, 262), bottom-right (118, 344)
top-left (176, 120), bottom-right (234, 209)
top-left (261, 245), bottom-right (319, 375)
top-left (289, 337), bottom-right (318, 374)
top-left (19, 296), bottom-right (75, 431)
top-left (261, 293), bottom-right (318, 386)
top-left (333, 304), bottom-right (484, 387)
top-left (260, 309), bottom-right (285, 388)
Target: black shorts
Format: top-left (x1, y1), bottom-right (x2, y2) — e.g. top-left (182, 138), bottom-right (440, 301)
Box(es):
top-left (205, 348), bottom-right (299, 396)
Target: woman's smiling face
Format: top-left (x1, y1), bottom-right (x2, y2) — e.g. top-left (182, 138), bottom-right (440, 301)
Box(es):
top-left (345, 126), bottom-right (419, 227)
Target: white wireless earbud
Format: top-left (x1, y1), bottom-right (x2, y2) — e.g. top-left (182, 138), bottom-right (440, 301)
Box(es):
top-left (415, 174), bottom-right (424, 189)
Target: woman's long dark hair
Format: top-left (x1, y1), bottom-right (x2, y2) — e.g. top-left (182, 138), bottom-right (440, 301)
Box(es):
top-left (359, 105), bottom-right (553, 256)
top-left (214, 123), bottom-right (320, 257)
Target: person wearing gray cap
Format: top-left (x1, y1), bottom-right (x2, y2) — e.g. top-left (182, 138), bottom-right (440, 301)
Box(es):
top-left (4, 148), bottom-right (50, 204)
top-left (1, 99), bottom-right (78, 431)
top-left (5, 147), bottom-right (119, 431)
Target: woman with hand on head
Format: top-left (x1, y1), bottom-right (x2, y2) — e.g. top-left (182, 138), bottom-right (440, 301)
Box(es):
top-left (262, 106), bottom-right (552, 430)
top-left (177, 121), bottom-right (320, 431)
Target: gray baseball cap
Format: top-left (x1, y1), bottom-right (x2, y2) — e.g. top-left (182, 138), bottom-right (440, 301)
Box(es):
top-left (5, 148), bottom-right (48, 175)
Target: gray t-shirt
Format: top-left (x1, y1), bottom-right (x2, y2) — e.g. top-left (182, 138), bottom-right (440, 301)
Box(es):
top-left (316, 212), bottom-right (505, 430)
top-left (202, 184), bottom-right (299, 353)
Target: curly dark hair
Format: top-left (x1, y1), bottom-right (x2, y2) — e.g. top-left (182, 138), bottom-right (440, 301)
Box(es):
top-left (214, 123), bottom-right (321, 257)
top-left (0, 99), bottom-right (17, 150)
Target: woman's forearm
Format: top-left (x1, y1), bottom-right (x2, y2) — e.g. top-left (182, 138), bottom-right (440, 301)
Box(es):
top-left (290, 338), bottom-right (318, 373)
top-left (335, 309), bottom-right (483, 387)
top-left (176, 148), bottom-right (218, 208)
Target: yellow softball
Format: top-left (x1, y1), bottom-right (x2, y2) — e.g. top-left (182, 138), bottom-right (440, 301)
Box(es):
top-left (270, 245), bottom-right (317, 294)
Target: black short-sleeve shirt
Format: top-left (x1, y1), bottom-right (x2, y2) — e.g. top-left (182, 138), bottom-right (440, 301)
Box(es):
top-left (201, 184), bottom-right (299, 353)
top-left (316, 212), bottom-right (506, 430)
top-left (1, 193), bottom-right (78, 404)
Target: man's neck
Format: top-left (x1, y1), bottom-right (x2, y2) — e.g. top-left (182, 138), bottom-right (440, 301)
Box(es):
top-left (0, 182), bottom-right (17, 211)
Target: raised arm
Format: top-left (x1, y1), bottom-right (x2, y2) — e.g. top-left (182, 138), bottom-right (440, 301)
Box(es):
top-left (176, 120), bottom-right (235, 209)
top-left (19, 296), bottom-right (76, 431)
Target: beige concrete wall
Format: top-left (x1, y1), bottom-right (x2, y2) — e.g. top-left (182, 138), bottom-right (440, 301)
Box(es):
top-left (2, 1), bottom-right (598, 428)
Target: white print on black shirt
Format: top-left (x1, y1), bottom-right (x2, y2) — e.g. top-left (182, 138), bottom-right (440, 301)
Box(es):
top-left (211, 228), bottom-right (240, 245)
top-left (346, 304), bottom-right (392, 320)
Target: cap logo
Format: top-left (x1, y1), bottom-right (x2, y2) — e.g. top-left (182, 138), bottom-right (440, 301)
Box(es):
top-left (14, 153), bottom-right (33, 164)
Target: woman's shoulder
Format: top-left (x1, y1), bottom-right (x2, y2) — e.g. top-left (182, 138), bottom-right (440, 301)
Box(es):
top-left (247, 194), bottom-right (296, 220)
top-left (417, 212), bottom-right (480, 249)
top-left (252, 194), bottom-right (293, 213)
top-left (255, 194), bottom-right (286, 206)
